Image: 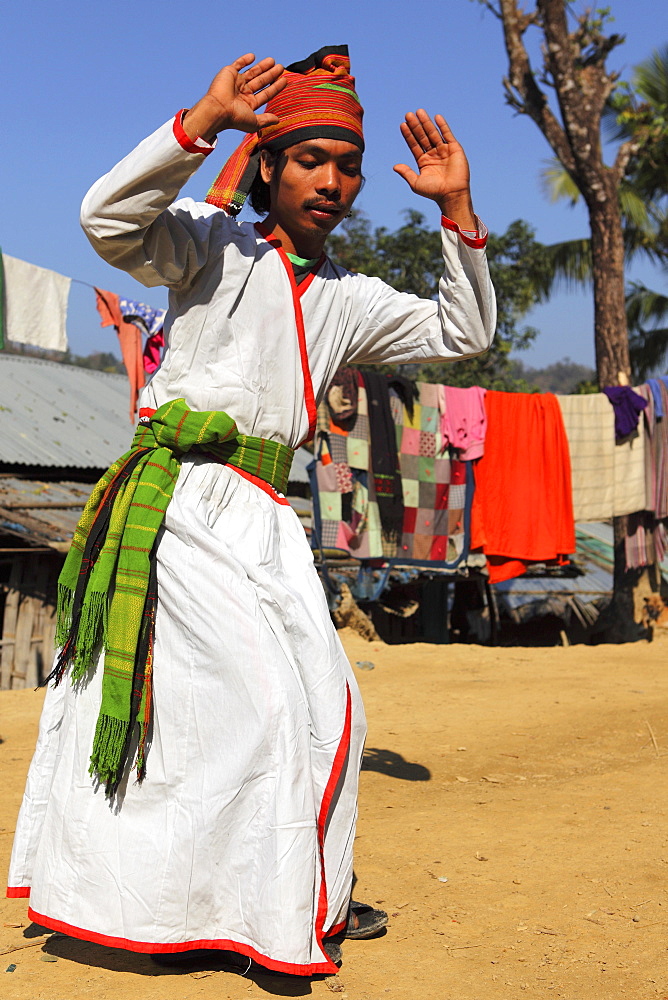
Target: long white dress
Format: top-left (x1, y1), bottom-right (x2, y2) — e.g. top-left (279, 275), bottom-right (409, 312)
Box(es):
top-left (7, 114), bottom-right (496, 975)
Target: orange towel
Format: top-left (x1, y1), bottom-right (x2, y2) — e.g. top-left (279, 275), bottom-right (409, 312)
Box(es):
top-left (471, 391), bottom-right (575, 584)
top-left (94, 288), bottom-right (145, 421)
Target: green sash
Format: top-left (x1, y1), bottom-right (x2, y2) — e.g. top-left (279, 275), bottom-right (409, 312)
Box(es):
top-left (52, 399), bottom-right (294, 790)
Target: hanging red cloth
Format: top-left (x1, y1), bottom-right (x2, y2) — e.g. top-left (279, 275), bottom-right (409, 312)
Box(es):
top-left (94, 288), bottom-right (145, 421)
top-left (470, 391), bottom-right (575, 584)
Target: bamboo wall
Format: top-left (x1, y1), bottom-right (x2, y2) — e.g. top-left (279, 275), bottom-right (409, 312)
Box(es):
top-left (0, 553), bottom-right (61, 690)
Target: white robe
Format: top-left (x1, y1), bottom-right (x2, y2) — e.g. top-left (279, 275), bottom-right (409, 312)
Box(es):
top-left (8, 116), bottom-right (496, 975)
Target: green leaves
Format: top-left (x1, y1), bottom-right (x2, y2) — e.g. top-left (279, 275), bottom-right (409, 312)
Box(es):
top-left (328, 211), bottom-right (551, 391)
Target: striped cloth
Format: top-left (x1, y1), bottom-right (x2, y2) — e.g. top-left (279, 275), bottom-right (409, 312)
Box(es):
top-left (206, 45), bottom-right (364, 216)
top-left (50, 399), bottom-right (294, 791)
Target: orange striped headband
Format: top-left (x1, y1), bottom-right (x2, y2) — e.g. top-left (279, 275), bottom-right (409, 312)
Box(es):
top-left (205, 45), bottom-right (364, 216)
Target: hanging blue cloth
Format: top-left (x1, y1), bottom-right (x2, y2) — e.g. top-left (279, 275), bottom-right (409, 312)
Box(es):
top-left (119, 298), bottom-right (166, 336)
top-left (647, 378), bottom-right (664, 418)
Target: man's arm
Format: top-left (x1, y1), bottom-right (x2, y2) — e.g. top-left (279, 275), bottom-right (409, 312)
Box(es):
top-left (342, 225), bottom-right (496, 368)
top-left (393, 109), bottom-right (477, 231)
top-left (340, 111), bottom-right (495, 366)
top-left (80, 55), bottom-right (285, 288)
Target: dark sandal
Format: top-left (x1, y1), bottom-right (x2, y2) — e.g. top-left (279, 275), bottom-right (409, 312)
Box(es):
top-left (345, 899), bottom-right (388, 940)
top-left (323, 939), bottom-right (343, 965)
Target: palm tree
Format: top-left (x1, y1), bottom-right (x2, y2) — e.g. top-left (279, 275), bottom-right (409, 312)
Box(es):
top-left (541, 45), bottom-right (668, 379)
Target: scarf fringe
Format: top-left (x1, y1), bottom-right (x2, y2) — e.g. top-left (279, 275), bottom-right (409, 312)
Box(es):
top-left (89, 714), bottom-right (128, 787)
top-left (70, 591), bottom-right (107, 681)
top-left (54, 583), bottom-right (74, 650)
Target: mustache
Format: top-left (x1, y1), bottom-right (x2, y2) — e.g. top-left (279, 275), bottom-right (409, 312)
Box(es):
top-left (302, 198), bottom-right (344, 212)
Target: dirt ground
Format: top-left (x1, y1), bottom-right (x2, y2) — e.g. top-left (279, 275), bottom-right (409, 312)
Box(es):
top-left (2, 631), bottom-right (668, 1000)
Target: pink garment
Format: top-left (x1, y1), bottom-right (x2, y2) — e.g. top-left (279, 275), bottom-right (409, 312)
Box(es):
top-left (143, 329), bottom-right (164, 374)
top-left (440, 385), bottom-right (487, 460)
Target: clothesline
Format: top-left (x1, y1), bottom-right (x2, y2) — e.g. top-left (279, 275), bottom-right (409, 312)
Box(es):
top-left (0, 248), bottom-right (165, 355)
top-left (1, 248), bottom-right (167, 420)
top-left (311, 370), bottom-right (668, 587)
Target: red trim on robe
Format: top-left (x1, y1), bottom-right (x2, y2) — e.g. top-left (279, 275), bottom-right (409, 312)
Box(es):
top-left (254, 222), bottom-right (319, 444)
top-left (172, 110), bottom-right (215, 156)
top-left (20, 688), bottom-right (353, 976)
top-left (314, 683), bottom-right (353, 963)
top-left (224, 464), bottom-right (291, 505)
top-left (25, 907), bottom-right (337, 976)
top-left (6, 887), bottom-right (31, 898)
top-left (440, 215), bottom-right (488, 249)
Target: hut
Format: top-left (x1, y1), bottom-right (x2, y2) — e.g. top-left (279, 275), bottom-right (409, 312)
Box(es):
top-left (0, 355), bottom-right (131, 689)
top-left (0, 355), bottom-right (313, 688)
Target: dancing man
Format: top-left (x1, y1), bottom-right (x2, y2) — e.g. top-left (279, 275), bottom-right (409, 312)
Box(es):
top-left (8, 46), bottom-right (495, 975)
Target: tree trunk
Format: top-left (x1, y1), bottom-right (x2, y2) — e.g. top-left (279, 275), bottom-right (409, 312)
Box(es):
top-left (587, 179), bottom-right (631, 389)
top-left (586, 185), bottom-right (638, 638)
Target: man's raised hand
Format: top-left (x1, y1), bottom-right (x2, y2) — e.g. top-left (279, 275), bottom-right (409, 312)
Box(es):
top-left (183, 54), bottom-right (286, 143)
top-left (394, 110), bottom-right (476, 230)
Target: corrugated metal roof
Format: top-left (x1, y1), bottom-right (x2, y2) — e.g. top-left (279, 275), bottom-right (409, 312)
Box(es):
top-left (0, 355), bottom-right (132, 469)
top-left (0, 356), bottom-right (316, 482)
top-left (0, 477), bottom-right (92, 549)
top-left (0, 476), bottom-right (313, 551)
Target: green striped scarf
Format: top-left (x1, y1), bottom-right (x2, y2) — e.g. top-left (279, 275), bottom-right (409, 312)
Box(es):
top-left (51, 399), bottom-right (294, 791)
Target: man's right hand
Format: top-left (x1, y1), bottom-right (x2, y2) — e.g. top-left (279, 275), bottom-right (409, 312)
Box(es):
top-left (183, 54), bottom-right (286, 143)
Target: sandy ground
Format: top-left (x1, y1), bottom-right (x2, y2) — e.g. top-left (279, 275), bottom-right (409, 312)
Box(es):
top-left (2, 631), bottom-right (668, 1000)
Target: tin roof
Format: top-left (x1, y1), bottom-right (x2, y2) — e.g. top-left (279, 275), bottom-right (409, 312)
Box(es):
top-left (0, 355), bottom-right (132, 469)
top-left (0, 477), bottom-right (92, 550)
top-left (0, 355), bottom-right (315, 482)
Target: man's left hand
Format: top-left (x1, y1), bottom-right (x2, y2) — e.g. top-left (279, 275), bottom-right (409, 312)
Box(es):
top-left (394, 110), bottom-right (476, 230)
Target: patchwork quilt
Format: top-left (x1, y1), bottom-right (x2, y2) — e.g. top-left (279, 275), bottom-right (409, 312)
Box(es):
top-left (312, 377), bottom-right (473, 567)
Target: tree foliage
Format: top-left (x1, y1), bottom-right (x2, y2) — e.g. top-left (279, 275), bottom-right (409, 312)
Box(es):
top-left (539, 44), bottom-right (668, 378)
top-left (327, 210), bottom-right (552, 390)
top-left (475, 0), bottom-right (638, 389)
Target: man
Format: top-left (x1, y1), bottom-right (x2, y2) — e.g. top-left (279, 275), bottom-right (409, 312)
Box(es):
top-left (7, 47), bottom-right (495, 975)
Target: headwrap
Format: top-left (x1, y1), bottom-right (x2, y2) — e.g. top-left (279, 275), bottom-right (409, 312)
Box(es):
top-left (206, 45), bottom-right (364, 216)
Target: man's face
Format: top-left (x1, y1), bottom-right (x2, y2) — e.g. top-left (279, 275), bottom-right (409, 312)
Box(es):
top-left (261, 139), bottom-right (363, 242)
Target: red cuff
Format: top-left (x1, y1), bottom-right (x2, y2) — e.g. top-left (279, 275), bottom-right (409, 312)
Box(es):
top-left (441, 215), bottom-right (488, 249)
top-left (6, 886), bottom-right (31, 898)
top-left (173, 110), bottom-right (216, 156)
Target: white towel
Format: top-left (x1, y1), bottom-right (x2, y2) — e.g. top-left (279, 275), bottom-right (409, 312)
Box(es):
top-left (2, 253), bottom-right (70, 352)
top-left (557, 393), bottom-right (646, 521)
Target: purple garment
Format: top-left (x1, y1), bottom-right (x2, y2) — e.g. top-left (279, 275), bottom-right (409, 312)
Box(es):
top-left (603, 386), bottom-right (648, 440)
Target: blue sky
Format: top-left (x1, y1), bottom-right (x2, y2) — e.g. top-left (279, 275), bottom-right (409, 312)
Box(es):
top-left (1, 0), bottom-right (664, 369)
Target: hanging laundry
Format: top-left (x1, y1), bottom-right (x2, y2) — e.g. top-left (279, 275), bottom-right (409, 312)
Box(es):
top-left (637, 381), bottom-right (668, 520)
top-left (471, 391), bottom-right (575, 584)
top-left (119, 298), bottom-right (166, 336)
top-left (387, 374), bottom-right (419, 422)
top-left (646, 378), bottom-right (664, 419)
top-left (603, 385), bottom-right (648, 440)
top-left (119, 297), bottom-right (166, 375)
top-left (94, 288), bottom-right (145, 420)
top-left (393, 381), bottom-right (471, 565)
top-left (326, 367), bottom-right (358, 429)
top-left (558, 393), bottom-right (646, 520)
top-left (1, 253), bottom-right (70, 352)
top-left (143, 330), bottom-right (164, 375)
top-left (439, 384), bottom-right (488, 459)
top-left (312, 381), bottom-right (384, 559)
top-left (363, 371), bottom-right (404, 553)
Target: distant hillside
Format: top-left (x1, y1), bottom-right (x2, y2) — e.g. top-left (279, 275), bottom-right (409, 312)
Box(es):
top-left (3, 342), bottom-right (125, 374)
top-left (509, 357), bottom-right (596, 394)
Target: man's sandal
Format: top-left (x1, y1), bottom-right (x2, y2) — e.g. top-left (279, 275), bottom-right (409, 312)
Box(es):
top-left (344, 900), bottom-right (388, 940)
top-left (323, 939), bottom-right (343, 964)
